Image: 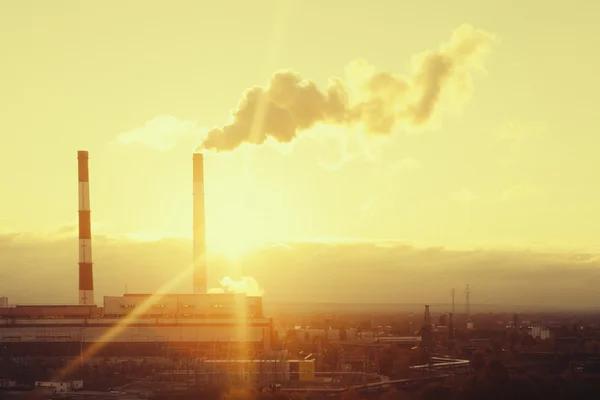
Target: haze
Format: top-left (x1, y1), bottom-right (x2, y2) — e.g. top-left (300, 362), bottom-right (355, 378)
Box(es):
top-left (1, 0), bottom-right (600, 308)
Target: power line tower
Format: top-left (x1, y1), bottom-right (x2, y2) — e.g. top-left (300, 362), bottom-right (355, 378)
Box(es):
top-left (465, 284), bottom-right (471, 318)
top-left (448, 312), bottom-right (456, 341)
top-left (420, 305), bottom-right (433, 366)
top-left (452, 288), bottom-right (455, 314)
top-left (449, 289), bottom-right (456, 341)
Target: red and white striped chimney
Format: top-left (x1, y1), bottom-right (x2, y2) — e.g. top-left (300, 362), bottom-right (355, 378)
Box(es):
top-left (77, 150), bottom-right (94, 305)
top-left (193, 153), bottom-right (207, 294)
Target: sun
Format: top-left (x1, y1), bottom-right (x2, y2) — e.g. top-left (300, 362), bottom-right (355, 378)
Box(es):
top-left (165, 152), bottom-right (303, 258)
top-left (163, 181), bottom-right (283, 258)
top-left (207, 223), bottom-right (265, 258)
top-left (204, 200), bottom-right (275, 258)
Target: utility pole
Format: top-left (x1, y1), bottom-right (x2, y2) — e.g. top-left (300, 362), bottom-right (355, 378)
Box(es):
top-left (465, 284), bottom-right (471, 318)
top-left (449, 288), bottom-right (456, 341)
top-left (420, 305), bottom-right (433, 367)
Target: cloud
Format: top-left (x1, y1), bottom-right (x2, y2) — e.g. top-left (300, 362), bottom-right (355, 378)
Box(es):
top-left (54, 223), bottom-right (78, 236)
top-left (114, 115), bottom-right (204, 151)
top-left (54, 220), bottom-right (110, 238)
top-left (241, 241), bottom-right (600, 310)
top-left (2, 230), bottom-right (600, 310)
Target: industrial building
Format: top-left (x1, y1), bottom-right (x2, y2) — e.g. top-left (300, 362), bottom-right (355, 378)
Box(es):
top-left (153, 359), bottom-right (316, 384)
top-left (0, 151), bottom-right (274, 358)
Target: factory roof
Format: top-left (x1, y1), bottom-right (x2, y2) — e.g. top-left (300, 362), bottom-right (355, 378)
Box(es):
top-left (15, 304), bottom-right (97, 308)
top-left (121, 293), bottom-right (259, 298)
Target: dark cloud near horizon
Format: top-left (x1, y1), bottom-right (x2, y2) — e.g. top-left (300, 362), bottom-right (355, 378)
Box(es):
top-left (0, 232), bottom-right (598, 310)
top-left (199, 24), bottom-right (494, 152)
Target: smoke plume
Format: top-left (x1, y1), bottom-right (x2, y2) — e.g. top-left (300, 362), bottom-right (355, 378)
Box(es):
top-left (199, 24), bottom-right (494, 152)
top-left (209, 276), bottom-right (265, 297)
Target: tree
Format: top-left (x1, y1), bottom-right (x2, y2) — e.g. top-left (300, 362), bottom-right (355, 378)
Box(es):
top-left (536, 338), bottom-right (556, 352)
top-left (380, 388), bottom-right (410, 400)
top-left (490, 337), bottom-right (505, 352)
top-left (220, 388), bottom-right (256, 400)
top-left (340, 389), bottom-right (363, 400)
top-left (486, 359), bottom-right (509, 383)
top-left (392, 354), bottom-right (411, 379)
top-left (471, 350), bottom-right (487, 374)
top-left (584, 340), bottom-right (600, 354)
top-left (420, 383), bottom-right (455, 400)
top-left (289, 393), bottom-right (305, 400)
top-left (508, 330), bottom-right (520, 352)
top-left (521, 335), bottom-right (537, 349)
top-left (322, 344), bottom-right (342, 371)
top-left (377, 347), bottom-right (394, 377)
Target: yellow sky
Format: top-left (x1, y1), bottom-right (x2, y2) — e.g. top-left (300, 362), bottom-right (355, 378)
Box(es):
top-left (2, 0), bottom-right (600, 254)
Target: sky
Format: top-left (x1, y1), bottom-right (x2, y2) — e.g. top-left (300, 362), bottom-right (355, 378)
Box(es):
top-left (1, 1), bottom-right (600, 305)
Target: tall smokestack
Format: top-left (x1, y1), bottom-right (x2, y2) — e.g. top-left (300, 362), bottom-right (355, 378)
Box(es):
top-left (193, 153), bottom-right (207, 294)
top-left (77, 150), bottom-right (94, 305)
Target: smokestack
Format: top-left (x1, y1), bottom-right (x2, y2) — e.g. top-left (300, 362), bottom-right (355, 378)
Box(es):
top-left (193, 153), bottom-right (207, 294)
top-left (77, 150), bottom-right (94, 305)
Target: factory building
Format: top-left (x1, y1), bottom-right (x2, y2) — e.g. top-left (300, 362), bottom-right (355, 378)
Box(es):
top-left (150, 359), bottom-right (316, 385)
top-left (198, 359), bottom-right (315, 384)
top-left (0, 151), bottom-right (273, 358)
top-left (102, 293), bottom-right (263, 318)
top-left (531, 325), bottom-right (551, 340)
top-left (0, 297), bottom-right (8, 308)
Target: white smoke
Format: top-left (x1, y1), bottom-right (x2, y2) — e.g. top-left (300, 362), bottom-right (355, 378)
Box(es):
top-left (212, 276), bottom-right (265, 297)
top-left (198, 24), bottom-right (495, 152)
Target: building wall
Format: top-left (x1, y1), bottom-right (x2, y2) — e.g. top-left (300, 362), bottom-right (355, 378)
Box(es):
top-left (0, 322), bottom-right (271, 343)
top-left (103, 294), bottom-right (263, 318)
top-left (0, 380), bottom-right (17, 388)
top-left (201, 360), bottom-right (315, 383)
top-left (0, 317), bottom-right (270, 327)
top-left (0, 295), bottom-right (263, 319)
top-left (297, 360), bottom-right (315, 382)
top-left (0, 305), bottom-right (99, 318)
top-left (294, 328), bottom-right (363, 342)
top-left (531, 325), bottom-right (551, 340)
top-left (0, 294), bottom-right (268, 357)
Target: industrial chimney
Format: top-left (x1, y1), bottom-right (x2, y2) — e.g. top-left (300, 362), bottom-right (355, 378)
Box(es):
top-left (77, 150), bottom-right (94, 305)
top-left (193, 153), bottom-right (207, 294)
